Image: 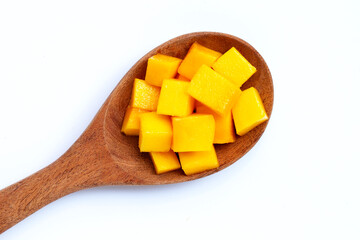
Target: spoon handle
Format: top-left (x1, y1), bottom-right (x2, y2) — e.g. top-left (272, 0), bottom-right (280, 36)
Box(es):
top-left (0, 153), bottom-right (83, 233)
top-left (0, 127), bottom-right (116, 234)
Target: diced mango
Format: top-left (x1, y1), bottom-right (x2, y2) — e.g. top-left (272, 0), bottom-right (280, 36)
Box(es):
top-left (172, 114), bottom-right (215, 152)
top-left (139, 112), bottom-right (172, 152)
top-left (150, 150), bottom-right (181, 174)
top-left (121, 107), bottom-right (149, 136)
top-left (130, 78), bottom-right (160, 111)
top-left (196, 102), bottom-right (236, 144)
top-left (176, 74), bottom-right (191, 81)
top-left (212, 47), bottom-right (256, 88)
top-left (123, 43), bottom-right (268, 176)
top-left (178, 146), bottom-right (219, 175)
top-left (187, 65), bottom-right (241, 115)
top-left (157, 79), bottom-right (195, 117)
top-left (232, 87), bottom-right (268, 136)
top-left (145, 54), bottom-right (182, 87)
top-left (178, 42), bottom-right (222, 80)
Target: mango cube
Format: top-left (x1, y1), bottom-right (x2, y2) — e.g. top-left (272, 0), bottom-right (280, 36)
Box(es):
top-left (157, 79), bottom-right (195, 117)
top-left (187, 65), bottom-right (241, 115)
top-left (172, 114), bottom-right (215, 152)
top-left (150, 150), bottom-right (181, 174)
top-left (139, 112), bottom-right (172, 152)
top-left (121, 107), bottom-right (149, 136)
top-left (176, 74), bottom-right (190, 81)
top-left (178, 42), bottom-right (222, 80)
top-left (145, 54), bottom-right (182, 87)
top-left (178, 146), bottom-right (219, 175)
top-left (212, 47), bottom-right (256, 88)
top-left (130, 78), bottom-right (160, 111)
top-left (196, 102), bottom-right (236, 144)
top-left (232, 87), bottom-right (268, 136)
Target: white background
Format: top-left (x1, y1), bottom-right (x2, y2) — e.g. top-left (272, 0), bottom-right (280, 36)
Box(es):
top-left (1, 0), bottom-right (360, 239)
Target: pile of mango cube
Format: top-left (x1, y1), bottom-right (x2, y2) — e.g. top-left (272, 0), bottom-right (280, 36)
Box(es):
top-left (121, 42), bottom-right (268, 175)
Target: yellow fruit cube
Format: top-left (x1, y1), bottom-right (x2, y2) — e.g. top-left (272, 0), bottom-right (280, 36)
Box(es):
top-left (157, 79), bottom-right (195, 117)
top-left (121, 107), bottom-right (149, 136)
top-left (196, 102), bottom-right (236, 144)
top-left (139, 112), bottom-right (172, 152)
top-left (145, 54), bottom-right (182, 87)
top-left (150, 150), bottom-right (181, 174)
top-left (130, 78), bottom-right (160, 111)
top-left (178, 42), bottom-right (222, 80)
top-left (178, 146), bottom-right (219, 175)
top-left (187, 65), bottom-right (241, 115)
top-left (232, 87), bottom-right (268, 136)
top-left (172, 114), bottom-right (215, 152)
top-left (176, 74), bottom-right (190, 81)
top-left (212, 47), bottom-right (257, 88)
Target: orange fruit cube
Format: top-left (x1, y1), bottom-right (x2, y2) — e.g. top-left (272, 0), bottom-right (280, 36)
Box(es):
top-left (172, 114), bottom-right (215, 152)
top-left (139, 112), bottom-right (172, 152)
top-left (130, 78), bottom-right (160, 111)
top-left (187, 65), bottom-right (241, 115)
top-left (145, 54), bottom-right (182, 87)
top-left (178, 146), bottom-right (219, 175)
top-left (150, 150), bottom-right (181, 174)
top-left (178, 42), bottom-right (222, 80)
top-left (121, 106), bottom-right (149, 136)
top-left (232, 87), bottom-right (268, 136)
top-left (176, 74), bottom-right (191, 81)
top-left (157, 79), bottom-right (195, 117)
top-left (196, 102), bottom-right (236, 144)
top-left (212, 47), bottom-right (256, 87)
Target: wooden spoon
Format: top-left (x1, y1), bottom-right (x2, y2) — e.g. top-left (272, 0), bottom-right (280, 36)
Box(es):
top-left (0, 32), bottom-right (273, 233)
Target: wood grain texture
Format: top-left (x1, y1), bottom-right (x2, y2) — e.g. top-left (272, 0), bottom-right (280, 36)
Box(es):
top-left (0, 32), bottom-right (273, 234)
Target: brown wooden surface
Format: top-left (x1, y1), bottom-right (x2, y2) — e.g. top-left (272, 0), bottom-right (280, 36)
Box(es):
top-left (0, 32), bottom-right (274, 234)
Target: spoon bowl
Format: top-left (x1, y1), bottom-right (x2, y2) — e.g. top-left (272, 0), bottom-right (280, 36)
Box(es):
top-left (0, 32), bottom-right (273, 233)
top-left (104, 32), bottom-right (273, 184)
